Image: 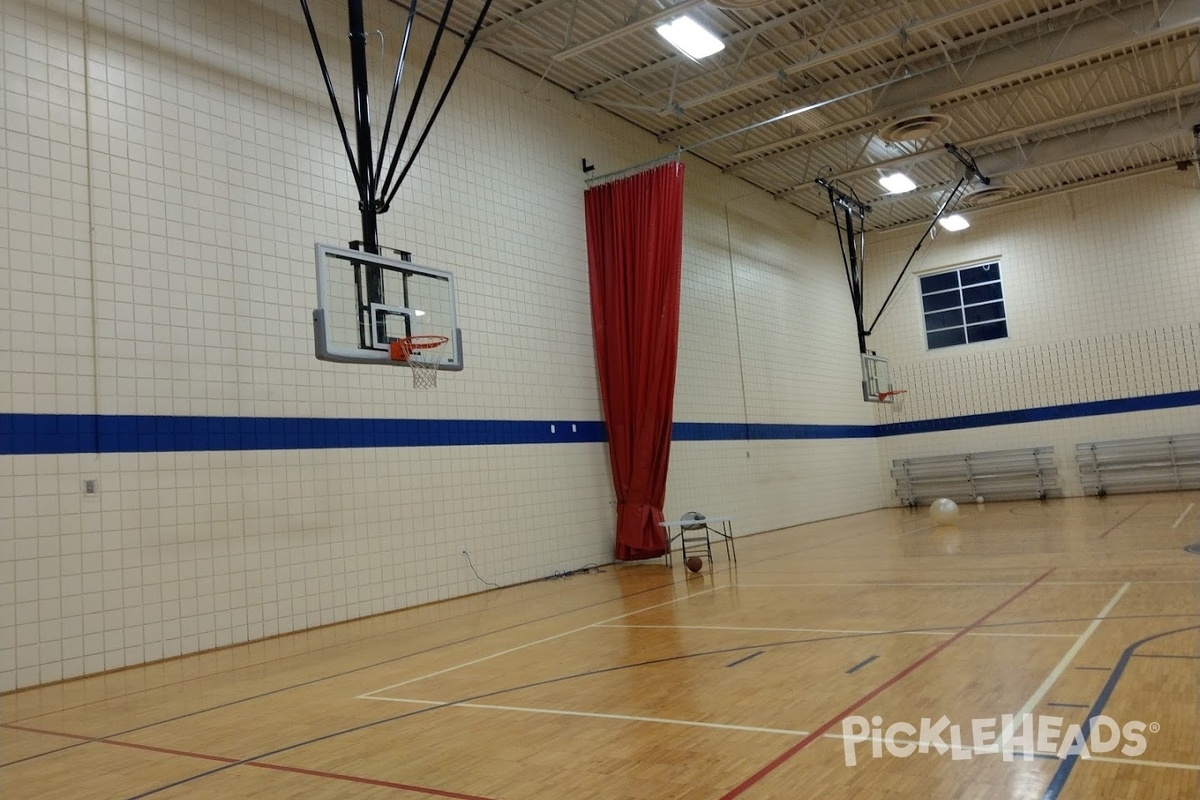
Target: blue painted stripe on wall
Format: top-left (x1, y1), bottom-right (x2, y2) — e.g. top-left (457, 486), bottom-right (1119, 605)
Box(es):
top-left (875, 389), bottom-right (1200, 437)
top-left (672, 422), bottom-right (875, 440)
top-left (1, 390), bottom-right (1197, 455)
top-left (0, 414), bottom-right (607, 455)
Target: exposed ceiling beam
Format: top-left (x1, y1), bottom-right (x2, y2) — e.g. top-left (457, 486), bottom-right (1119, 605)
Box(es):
top-left (785, 83), bottom-right (1200, 194)
top-left (550, 0), bottom-right (705, 61)
top-left (849, 102), bottom-right (1200, 210)
top-left (975, 102), bottom-right (1200, 175)
top-left (875, 0), bottom-right (1200, 112)
top-left (475, 0), bottom-right (576, 43)
top-left (726, 1), bottom-right (1200, 165)
top-left (574, 2), bottom-right (835, 101)
top-left (663, 0), bottom-right (1111, 143)
top-left (678, 0), bottom-right (1023, 110)
top-left (873, 160), bottom-right (1184, 233)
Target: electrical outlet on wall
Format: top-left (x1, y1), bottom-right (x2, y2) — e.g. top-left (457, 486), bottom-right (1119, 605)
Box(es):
top-left (83, 479), bottom-right (99, 496)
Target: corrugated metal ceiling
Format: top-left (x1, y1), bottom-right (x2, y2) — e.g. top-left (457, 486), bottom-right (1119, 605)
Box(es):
top-left (428, 0), bottom-right (1200, 229)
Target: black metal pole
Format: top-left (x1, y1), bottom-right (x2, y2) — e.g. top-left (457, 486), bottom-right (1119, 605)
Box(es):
top-left (843, 205), bottom-right (867, 354)
top-left (865, 174), bottom-right (968, 336)
top-left (348, 0), bottom-right (378, 252)
top-left (347, 0), bottom-right (386, 348)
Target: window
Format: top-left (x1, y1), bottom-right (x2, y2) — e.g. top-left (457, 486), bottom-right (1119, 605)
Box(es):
top-left (919, 261), bottom-right (1007, 349)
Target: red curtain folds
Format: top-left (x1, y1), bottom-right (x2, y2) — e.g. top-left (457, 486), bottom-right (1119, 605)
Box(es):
top-left (584, 161), bottom-right (686, 561)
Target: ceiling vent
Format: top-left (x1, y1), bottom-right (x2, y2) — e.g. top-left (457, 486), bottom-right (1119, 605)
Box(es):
top-left (960, 185), bottom-right (1016, 206)
top-left (878, 108), bottom-right (952, 143)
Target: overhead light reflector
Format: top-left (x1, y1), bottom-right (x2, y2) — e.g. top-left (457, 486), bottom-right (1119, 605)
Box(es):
top-left (656, 16), bottom-right (725, 60)
top-left (879, 173), bottom-right (917, 194)
top-left (938, 214), bottom-right (970, 231)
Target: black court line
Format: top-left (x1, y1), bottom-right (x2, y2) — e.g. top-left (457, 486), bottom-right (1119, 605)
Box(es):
top-left (1131, 652), bottom-right (1200, 660)
top-left (1097, 501), bottom-right (1150, 538)
top-left (122, 627), bottom-right (956, 798)
top-left (0, 579), bottom-right (681, 769)
top-left (726, 651), bottom-right (764, 668)
top-left (128, 585), bottom-right (1114, 799)
top-left (845, 655), bottom-right (878, 674)
top-left (1045, 702), bottom-right (1089, 709)
top-left (1074, 666), bottom-right (1111, 671)
top-left (1042, 625), bottom-right (1200, 800)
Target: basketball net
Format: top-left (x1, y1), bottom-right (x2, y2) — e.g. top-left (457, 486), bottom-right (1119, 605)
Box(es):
top-left (405, 345), bottom-right (442, 390)
top-left (391, 335), bottom-right (449, 390)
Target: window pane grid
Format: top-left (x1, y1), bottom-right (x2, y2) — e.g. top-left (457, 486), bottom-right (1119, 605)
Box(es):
top-left (920, 262), bottom-right (1007, 350)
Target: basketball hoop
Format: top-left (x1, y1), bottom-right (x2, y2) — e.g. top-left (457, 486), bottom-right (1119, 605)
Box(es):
top-left (877, 389), bottom-right (907, 403)
top-left (390, 335), bottom-right (450, 389)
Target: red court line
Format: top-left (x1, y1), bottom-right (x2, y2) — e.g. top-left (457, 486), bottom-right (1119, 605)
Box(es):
top-left (719, 567), bottom-right (1056, 800)
top-left (1, 722), bottom-right (498, 800)
top-left (247, 762), bottom-right (500, 799)
top-left (1097, 501), bottom-right (1150, 538)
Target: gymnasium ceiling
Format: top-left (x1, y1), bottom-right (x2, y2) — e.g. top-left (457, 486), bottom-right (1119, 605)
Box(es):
top-left (434, 0), bottom-right (1200, 230)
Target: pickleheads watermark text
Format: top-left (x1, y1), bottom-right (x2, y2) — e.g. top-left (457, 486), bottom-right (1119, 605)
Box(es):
top-left (841, 714), bottom-right (1155, 766)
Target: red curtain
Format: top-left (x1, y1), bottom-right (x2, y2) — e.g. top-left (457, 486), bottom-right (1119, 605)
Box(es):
top-left (584, 162), bottom-right (685, 561)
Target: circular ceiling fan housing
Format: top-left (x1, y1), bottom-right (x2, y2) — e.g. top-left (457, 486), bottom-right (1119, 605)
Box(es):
top-left (879, 108), bottom-right (952, 143)
top-left (961, 185), bottom-right (1016, 206)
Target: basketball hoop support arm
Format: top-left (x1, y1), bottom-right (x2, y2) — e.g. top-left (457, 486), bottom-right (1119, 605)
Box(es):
top-left (864, 144), bottom-right (990, 337)
top-left (299, 0), bottom-right (494, 243)
top-left (300, 0), bottom-right (493, 347)
top-left (817, 177), bottom-right (870, 354)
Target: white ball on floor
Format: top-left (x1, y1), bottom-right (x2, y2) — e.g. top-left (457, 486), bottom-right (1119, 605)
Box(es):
top-left (975, 496), bottom-right (985, 504)
top-left (930, 497), bottom-right (960, 525)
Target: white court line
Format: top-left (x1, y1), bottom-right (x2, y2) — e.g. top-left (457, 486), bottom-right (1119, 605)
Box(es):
top-left (994, 582), bottom-right (1131, 752)
top-left (364, 697), bottom-right (1200, 770)
top-left (1083, 754), bottom-right (1200, 771)
top-left (362, 696), bottom-right (1197, 772)
top-left (357, 587), bottom-right (719, 698)
top-left (1172, 502), bottom-right (1195, 529)
top-left (598, 623), bottom-right (1077, 639)
top-left (363, 696), bottom-right (809, 736)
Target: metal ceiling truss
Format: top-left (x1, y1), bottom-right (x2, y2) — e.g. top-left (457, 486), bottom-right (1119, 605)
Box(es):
top-left (442, 0), bottom-right (1199, 228)
top-left (725, 2), bottom-right (1199, 168)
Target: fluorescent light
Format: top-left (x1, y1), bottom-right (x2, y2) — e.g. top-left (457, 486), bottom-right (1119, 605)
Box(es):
top-left (656, 16), bottom-right (725, 60)
top-left (939, 214), bottom-right (970, 231)
top-left (879, 173), bottom-right (917, 194)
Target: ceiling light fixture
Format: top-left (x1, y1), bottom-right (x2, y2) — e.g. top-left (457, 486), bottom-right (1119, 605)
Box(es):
top-left (938, 214), bottom-right (970, 231)
top-left (879, 173), bottom-right (917, 194)
top-left (656, 16), bottom-right (725, 60)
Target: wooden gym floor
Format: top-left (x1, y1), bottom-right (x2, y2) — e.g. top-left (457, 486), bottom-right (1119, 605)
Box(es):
top-left (2, 493), bottom-right (1198, 799)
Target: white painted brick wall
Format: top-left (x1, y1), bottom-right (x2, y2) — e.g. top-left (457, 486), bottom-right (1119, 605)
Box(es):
top-left (0, 0), bottom-right (880, 690)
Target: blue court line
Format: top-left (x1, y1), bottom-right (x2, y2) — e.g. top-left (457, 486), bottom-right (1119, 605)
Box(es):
top-left (1040, 625), bottom-right (1200, 800)
top-left (845, 655), bottom-right (878, 674)
top-left (726, 650), bottom-right (765, 668)
top-left (2, 389), bottom-right (1196, 455)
